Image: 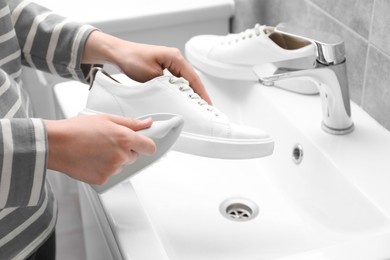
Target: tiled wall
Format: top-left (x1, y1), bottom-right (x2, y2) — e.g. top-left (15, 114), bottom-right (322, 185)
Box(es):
top-left (232, 0), bottom-right (390, 131)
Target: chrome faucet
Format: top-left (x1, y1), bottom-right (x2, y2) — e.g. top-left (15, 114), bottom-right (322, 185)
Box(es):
top-left (253, 23), bottom-right (354, 135)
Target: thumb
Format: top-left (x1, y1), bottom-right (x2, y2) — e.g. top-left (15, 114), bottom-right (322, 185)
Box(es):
top-left (106, 114), bottom-right (156, 156)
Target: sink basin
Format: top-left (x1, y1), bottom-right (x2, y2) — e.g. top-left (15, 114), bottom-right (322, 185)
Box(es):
top-left (59, 71), bottom-right (390, 259)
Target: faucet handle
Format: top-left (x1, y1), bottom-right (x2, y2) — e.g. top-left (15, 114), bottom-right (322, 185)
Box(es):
top-left (275, 23), bottom-right (346, 65)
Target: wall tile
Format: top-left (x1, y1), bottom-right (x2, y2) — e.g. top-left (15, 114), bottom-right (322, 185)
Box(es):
top-left (246, 0), bottom-right (311, 26)
top-left (363, 46), bottom-right (390, 130)
top-left (232, 0), bottom-right (305, 31)
top-left (232, 0), bottom-right (265, 32)
top-left (309, 0), bottom-right (374, 39)
top-left (253, 0), bottom-right (284, 27)
top-left (299, 2), bottom-right (367, 104)
top-left (371, 0), bottom-right (390, 56)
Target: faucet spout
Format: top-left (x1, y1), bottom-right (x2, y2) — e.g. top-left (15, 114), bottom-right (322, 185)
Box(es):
top-left (254, 62), bottom-right (354, 135)
top-left (253, 23), bottom-right (354, 135)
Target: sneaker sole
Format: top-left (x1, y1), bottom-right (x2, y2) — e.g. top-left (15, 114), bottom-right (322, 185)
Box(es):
top-left (81, 108), bottom-right (274, 159)
top-left (174, 131), bottom-right (274, 159)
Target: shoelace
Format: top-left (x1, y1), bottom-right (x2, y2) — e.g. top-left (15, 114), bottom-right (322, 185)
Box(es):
top-left (168, 76), bottom-right (221, 117)
top-left (222, 24), bottom-right (267, 45)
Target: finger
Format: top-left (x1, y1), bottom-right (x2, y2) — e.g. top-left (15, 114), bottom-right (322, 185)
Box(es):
top-left (126, 131), bottom-right (157, 156)
top-left (159, 47), bottom-right (213, 105)
top-left (170, 58), bottom-right (213, 105)
top-left (181, 66), bottom-right (213, 105)
top-left (104, 115), bottom-right (156, 155)
top-left (126, 150), bottom-right (139, 165)
top-left (115, 150), bottom-right (139, 176)
top-left (106, 114), bottom-right (153, 131)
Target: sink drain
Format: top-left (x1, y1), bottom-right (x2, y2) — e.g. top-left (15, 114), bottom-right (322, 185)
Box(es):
top-left (220, 198), bottom-right (259, 222)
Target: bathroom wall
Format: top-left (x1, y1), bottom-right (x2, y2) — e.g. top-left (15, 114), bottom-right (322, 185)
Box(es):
top-left (232, 0), bottom-right (390, 131)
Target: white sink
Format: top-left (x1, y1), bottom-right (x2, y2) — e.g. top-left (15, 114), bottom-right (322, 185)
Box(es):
top-left (56, 71), bottom-right (390, 259)
top-left (127, 72), bottom-right (390, 259)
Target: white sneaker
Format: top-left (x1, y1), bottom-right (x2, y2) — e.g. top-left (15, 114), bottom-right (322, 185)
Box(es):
top-left (185, 24), bottom-right (319, 94)
top-left (82, 69), bottom-right (274, 159)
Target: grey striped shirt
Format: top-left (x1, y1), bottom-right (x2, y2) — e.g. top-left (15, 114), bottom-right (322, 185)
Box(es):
top-left (0, 0), bottom-right (96, 259)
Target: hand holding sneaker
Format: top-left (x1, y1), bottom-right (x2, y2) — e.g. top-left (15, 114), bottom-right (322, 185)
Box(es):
top-left (45, 29), bottom-right (212, 185)
top-left (82, 30), bottom-right (212, 104)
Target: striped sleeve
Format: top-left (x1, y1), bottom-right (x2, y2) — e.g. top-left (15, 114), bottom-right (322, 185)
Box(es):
top-left (0, 117), bottom-right (47, 209)
top-left (7, 0), bottom-right (97, 82)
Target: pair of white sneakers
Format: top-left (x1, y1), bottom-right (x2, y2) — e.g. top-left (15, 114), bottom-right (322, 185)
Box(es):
top-left (84, 24), bottom-right (316, 159)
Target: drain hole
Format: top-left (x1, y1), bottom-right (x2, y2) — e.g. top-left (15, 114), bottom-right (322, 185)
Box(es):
top-left (220, 198), bottom-right (259, 222)
top-left (227, 204), bottom-right (252, 220)
top-left (292, 144), bottom-right (303, 164)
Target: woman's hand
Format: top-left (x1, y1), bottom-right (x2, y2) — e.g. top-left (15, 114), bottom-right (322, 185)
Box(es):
top-left (45, 114), bottom-right (156, 185)
top-left (82, 30), bottom-right (212, 104)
